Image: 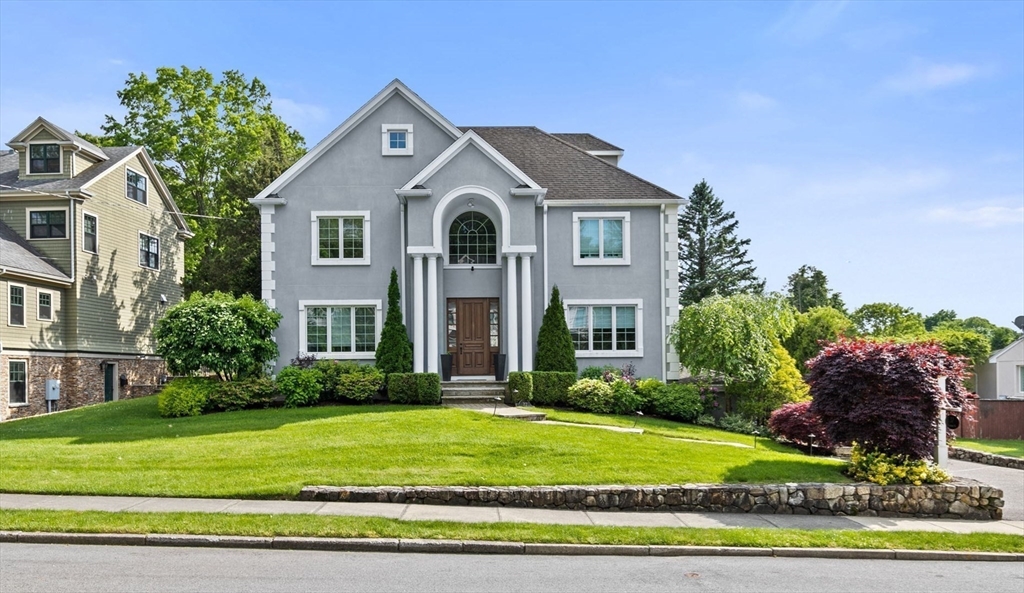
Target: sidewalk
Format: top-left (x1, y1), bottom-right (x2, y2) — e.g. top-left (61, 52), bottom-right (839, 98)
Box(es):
top-left (3, 493), bottom-right (1021, 535)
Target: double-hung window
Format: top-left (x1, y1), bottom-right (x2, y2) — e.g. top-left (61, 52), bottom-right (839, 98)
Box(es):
top-left (564, 300), bottom-right (642, 357)
top-left (29, 144), bottom-right (61, 173)
top-left (139, 233), bottom-right (160, 269)
top-left (300, 301), bottom-right (382, 359)
top-left (311, 211), bottom-right (370, 265)
top-left (8, 284), bottom-right (25, 326)
top-left (37, 290), bottom-right (53, 321)
top-left (28, 210), bottom-right (66, 239)
top-left (9, 360), bottom-right (28, 405)
top-left (572, 212), bottom-right (630, 265)
top-left (126, 168), bottom-right (148, 204)
top-left (381, 124), bottom-right (413, 155)
top-left (83, 213), bottom-right (98, 253)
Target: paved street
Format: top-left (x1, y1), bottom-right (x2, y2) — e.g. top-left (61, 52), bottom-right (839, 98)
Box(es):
top-left (947, 459), bottom-right (1024, 521)
top-left (2, 543), bottom-right (1022, 593)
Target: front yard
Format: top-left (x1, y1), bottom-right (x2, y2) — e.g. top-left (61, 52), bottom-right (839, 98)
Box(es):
top-left (0, 397), bottom-right (845, 499)
top-left (956, 439), bottom-right (1024, 459)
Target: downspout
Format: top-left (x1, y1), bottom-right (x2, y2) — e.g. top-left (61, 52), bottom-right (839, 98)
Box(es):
top-left (400, 199), bottom-right (406, 320)
top-left (542, 203), bottom-right (549, 299)
top-left (68, 193), bottom-right (76, 282)
top-left (660, 204), bottom-right (667, 382)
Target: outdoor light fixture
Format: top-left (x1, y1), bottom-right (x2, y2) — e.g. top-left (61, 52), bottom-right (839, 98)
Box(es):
top-left (752, 430), bottom-right (759, 450)
top-left (633, 410), bottom-right (643, 428)
top-left (808, 433), bottom-right (816, 456)
top-left (492, 396), bottom-right (502, 416)
top-left (467, 198), bottom-right (475, 209)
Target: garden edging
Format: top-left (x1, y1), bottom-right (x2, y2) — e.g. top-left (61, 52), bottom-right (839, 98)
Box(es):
top-left (949, 447), bottom-right (1024, 471)
top-left (299, 479), bottom-right (1003, 520)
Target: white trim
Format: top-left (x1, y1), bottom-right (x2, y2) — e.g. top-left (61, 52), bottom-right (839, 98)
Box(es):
top-left (413, 256), bottom-right (425, 372)
top-left (7, 358), bottom-right (29, 406)
top-left (7, 282), bottom-right (27, 327)
top-left (506, 254), bottom-right (519, 373)
top-left (402, 130), bottom-right (541, 191)
top-left (36, 288), bottom-right (55, 322)
top-left (443, 263), bottom-right (502, 270)
top-left (431, 186), bottom-right (513, 253)
top-left (24, 142), bottom-right (63, 176)
top-left (586, 150), bottom-right (624, 158)
top-left (25, 207), bottom-right (69, 241)
top-left (138, 231), bottom-right (160, 270)
top-left (1018, 365), bottom-right (1024, 394)
top-left (395, 188), bottom-right (432, 199)
top-left (572, 212), bottom-right (631, 266)
top-left (310, 210), bottom-right (371, 266)
top-left (7, 117), bottom-right (108, 162)
top-left (563, 299), bottom-right (644, 358)
top-left (427, 255), bottom-right (438, 373)
top-left (125, 166), bottom-right (149, 205)
top-left (259, 204), bottom-right (278, 308)
top-left (521, 254), bottom-right (533, 372)
top-left (297, 300), bottom-right (383, 360)
top-left (546, 199), bottom-right (682, 207)
top-left (660, 205), bottom-right (667, 382)
top-left (82, 210), bottom-right (99, 255)
top-left (382, 124), bottom-right (414, 156)
top-left (542, 204), bottom-right (549, 300)
top-left (255, 79), bottom-right (462, 200)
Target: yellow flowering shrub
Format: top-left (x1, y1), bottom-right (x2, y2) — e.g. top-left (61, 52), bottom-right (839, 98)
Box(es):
top-left (848, 443), bottom-right (949, 486)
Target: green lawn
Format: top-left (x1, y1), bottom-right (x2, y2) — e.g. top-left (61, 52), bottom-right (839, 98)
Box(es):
top-left (956, 439), bottom-right (1024, 459)
top-left (2, 509), bottom-right (1020, 553)
top-left (0, 397), bottom-right (845, 498)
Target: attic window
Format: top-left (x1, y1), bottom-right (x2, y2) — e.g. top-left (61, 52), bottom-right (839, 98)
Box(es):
top-left (126, 168), bottom-right (148, 204)
top-left (29, 144), bottom-right (61, 173)
top-left (382, 124), bottom-right (413, 156)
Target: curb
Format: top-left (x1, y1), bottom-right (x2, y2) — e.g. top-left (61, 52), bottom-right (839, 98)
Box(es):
top-left (2, 531), bottom-right (1021, 562)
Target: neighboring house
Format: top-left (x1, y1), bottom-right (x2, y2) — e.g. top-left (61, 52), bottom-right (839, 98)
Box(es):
top-left (976, 336), bottom-right (1024, 400)
top-left (0, 117), bottom-right (191, 420)
top-left (251, 80), bottom-right (683, 380)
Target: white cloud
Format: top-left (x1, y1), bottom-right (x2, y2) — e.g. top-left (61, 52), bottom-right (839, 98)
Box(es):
top-left (926, 204), bottom-right (1024, 228)
top-left (884, 61), bottom-right (983, 93)
top-left (768, 1), bottom-right (849, 43)
top-left (736, 91), bottom-right (777, 111)
top-left (272, 97), bottom-right (329, 128)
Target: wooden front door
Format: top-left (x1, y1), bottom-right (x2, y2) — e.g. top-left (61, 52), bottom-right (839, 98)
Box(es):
top-left (448, 298), bottom-right (498, 375)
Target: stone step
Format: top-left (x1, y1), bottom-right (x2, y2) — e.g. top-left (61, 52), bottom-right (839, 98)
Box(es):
top-left (441, 394), bottom-right (507, 405)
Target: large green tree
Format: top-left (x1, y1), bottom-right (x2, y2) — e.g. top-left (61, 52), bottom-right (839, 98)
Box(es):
top-left (937, 316), bottom-right (1020, 351)
top-left (677, 180), bottom-right (765, 306)
top-left (783, 306), bottom-right (854, 374)
top-left (785, 265), bottom-right (846, 313)
top-left (100, 66), bottom-right (305, 296)
top-left (923, 309), bottom-right (957, 331)
top-left (850, 302), bottom-right (926, 337)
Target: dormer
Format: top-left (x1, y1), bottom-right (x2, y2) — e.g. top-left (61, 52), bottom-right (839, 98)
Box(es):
top-left (550, 133), bottom-right (624, 167)
top-left (6, 117), bottom-right (109, 181)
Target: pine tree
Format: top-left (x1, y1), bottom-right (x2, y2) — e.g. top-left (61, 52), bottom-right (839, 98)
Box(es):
top-left (785, 265), bottom-right (846, 313)
top-left (375, 268), bottom-right (413, 374)
top-left (678, 180), bottom-right (765, 306)
top-left (534, 286), bottom-right (578, 373)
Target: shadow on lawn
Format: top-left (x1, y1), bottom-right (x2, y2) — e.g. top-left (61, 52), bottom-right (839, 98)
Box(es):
top-left (721, 458), bottom-right (849, 485)
top-left (0, 397), bottom-right (439, 445)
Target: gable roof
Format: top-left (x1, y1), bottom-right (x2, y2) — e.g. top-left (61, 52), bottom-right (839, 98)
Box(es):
top-left (989, 336), bottom-right (1024, 363)
top-left (550, 133), bottom-right (622, 152)
top-left (0, 220), bottom-right (72, 283)
top-left (253, 79), bottom-right (462, 201)
top-left (402, 130), bottom-right (540, 191)
top-left (464, 127), bottom-right (682, 202)
top-left (7, 116), bottom-right (109, 162)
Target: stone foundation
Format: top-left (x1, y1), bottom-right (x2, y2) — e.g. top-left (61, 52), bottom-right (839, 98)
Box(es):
top-left (950, 447), bottom-right (1024, 470)
top-left (300, 479), bottom-right (1003, 520)
top-left (1, 353), bottom-right (167, 421)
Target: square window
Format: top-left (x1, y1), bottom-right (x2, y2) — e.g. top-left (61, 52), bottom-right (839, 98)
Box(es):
top-left (312, 212), bottom-right (369, 265)
top-left (382, 124), bottom-right (413, 155)
top-left (29, 210), bottom-right (66, 239)
top-left (389, 131), bottom-right (407, 149)
top-left (29, 144), bottom-right (60, 173)
top-left (573, 213), bottom-right (629, 265)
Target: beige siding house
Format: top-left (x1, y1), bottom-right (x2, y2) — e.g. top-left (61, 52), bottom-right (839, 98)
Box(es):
top-left (0, 117), bottom-right (191, 420)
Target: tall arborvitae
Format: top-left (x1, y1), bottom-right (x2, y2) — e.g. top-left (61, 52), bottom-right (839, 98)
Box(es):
top-left (534, 285), bottom-right (578, 373)
top-left (678, 180), bottom-right (765, 306)
top-left (375, 268), bottom-right (413, 373)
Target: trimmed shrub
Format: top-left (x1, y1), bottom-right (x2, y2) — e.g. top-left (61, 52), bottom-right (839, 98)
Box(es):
top-left (696, 414), bottom-right (717, 426)
top-left (387, 373), bottom-right (441, 405)
top-left (208, 378), bottom-right (276, 412)
top-left (507, 371), bottom-right (533, 404)
top-left (848, 443), bottom-right (949, 486)
top-left (566, 379), bottom-right (614, 413)
top-left (315, 360), bottom-right (384, 403)
top-left (157, 378), bottom-right (218, 418)
top-left (580, 365), bottom-right (618, 380)
top-left (530, 371), bottom-right (576, 406)
top-left (717, 413), bottom-right (762, 435)
top-left (376, 268), bottom-right (413, 374)
top-left (416, 373), bottom-right (442, 405)
top-left (609, 379), bottom-right (643, 415)
top-left (535, 286), bottom-right (577, 373)
top-left (648, 383), bottom-right (704, 423)
top-left (768, 401), bottom-right (833, 449)
top-left (276, 366), bottom-right (321, 408)
top-left (635, 378), bottom-right (664, 412)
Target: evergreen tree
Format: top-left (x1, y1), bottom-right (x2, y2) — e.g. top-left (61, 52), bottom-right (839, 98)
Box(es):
top-left (678, 180), bottom-right (765, 306)
top-left (375, 268), bottom-right (413, 373)
top-left (535, 286), bottom-right (578, 373)
top-left (785, 265), bottom-right (846, 313)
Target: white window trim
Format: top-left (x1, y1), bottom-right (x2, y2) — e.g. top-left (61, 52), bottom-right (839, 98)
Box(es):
top-left (297, 300), bottom-right (383, 360)
top-left (25, 208), bottom-right (70, 241)
top-left (572, 212), bottom-right (631, 266)
top-left (82, 211), bottom-right (99, 254)
top-left (25, 142), bottom-right (63, 175)
top-left (310, 211), bottom-right (371, 266)
top-left (7, 282), bottom-right (27, 327)
top-left (138, 231), bottom-right (160, 270)
top-left (563, 298), bottom-right (643, 357)
top-left (381, 124), bottom-right (414, 156)
top-left (7, 359), bottom-right (29, 407)
top-left (125, 166), bottom-right (149, 205)
top-left (1018, 365), bottom-right (1024, 393)
top-left (36, 288), bottom-right (55, 322)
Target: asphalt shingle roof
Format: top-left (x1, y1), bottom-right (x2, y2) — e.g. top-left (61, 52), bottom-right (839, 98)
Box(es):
top-left (549, 133), bottom-right (622, 152)
top-left (461, 127), bottom-right (682, 202)
top-left (0, 220), bottom-right (71, 281)
top-left (0, 146), bottom-right (139, 194)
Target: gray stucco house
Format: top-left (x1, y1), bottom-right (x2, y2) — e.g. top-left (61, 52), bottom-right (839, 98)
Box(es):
top-left (251, 80), bottom-right (683, 380)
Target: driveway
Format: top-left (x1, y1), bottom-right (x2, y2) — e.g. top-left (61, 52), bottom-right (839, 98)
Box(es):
top-left (947, 459), bottom-right (1024, 521)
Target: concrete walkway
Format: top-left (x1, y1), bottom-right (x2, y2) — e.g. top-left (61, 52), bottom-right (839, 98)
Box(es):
top-left (2, 492), bottom-right (1021, 536)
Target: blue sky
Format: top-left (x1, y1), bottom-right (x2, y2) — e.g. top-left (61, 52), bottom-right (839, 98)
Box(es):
top-left (2, 1), bottom-right (1021, 329)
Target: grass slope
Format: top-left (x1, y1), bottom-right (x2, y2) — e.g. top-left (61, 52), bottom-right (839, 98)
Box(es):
top-left (956, 439), bottom-right (1024, 459)
top-left (0, 397), bottom-right (845, 499)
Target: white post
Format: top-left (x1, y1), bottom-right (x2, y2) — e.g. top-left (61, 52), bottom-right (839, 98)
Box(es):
top-left (936, 376), bottom-right (948, 468)
top-left (427, 255), bottom-right (439, 374)
top-left (520, 254), bottom-right (533, 372)
top-left (506, 254), bottom-right (519, 373)
top-left (412, 255), bottom-right (424, 373)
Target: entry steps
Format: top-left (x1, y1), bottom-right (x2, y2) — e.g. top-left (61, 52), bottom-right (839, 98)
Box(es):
top-left (441, 380), bottom-right (547, 421)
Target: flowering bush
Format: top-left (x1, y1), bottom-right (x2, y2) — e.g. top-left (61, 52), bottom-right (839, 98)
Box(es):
top-left (567, 379), bottom-right (614, 413)
top-left (768, 401), bottom-right (834, 449)
top-left (848, 443), bottom-right (949, 486)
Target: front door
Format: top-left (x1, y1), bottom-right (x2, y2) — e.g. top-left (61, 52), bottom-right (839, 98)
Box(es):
top-left (448, 298), bottom-right (498, 375)
top-left (103, 364), bottom-right (114, 402)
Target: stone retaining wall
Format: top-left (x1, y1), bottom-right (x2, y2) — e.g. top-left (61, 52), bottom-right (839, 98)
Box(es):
top-left (300, 479), bottom-right (1003, 520)
top-left (950, 447), bottom-right (1024, 470)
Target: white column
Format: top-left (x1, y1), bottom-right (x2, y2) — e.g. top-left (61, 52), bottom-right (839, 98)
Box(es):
top-left (506, 254), bottom-right (519, 373)
top-left (427, 255), bottom-right (439, 374)
top-left (412, 255), bottom-right (424, 373)
top-left (520, 254), bottom-right (533, 372)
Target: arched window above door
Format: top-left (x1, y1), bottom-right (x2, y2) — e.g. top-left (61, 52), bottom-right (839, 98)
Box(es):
top-left (449, 211), bottom-right (497, 265)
